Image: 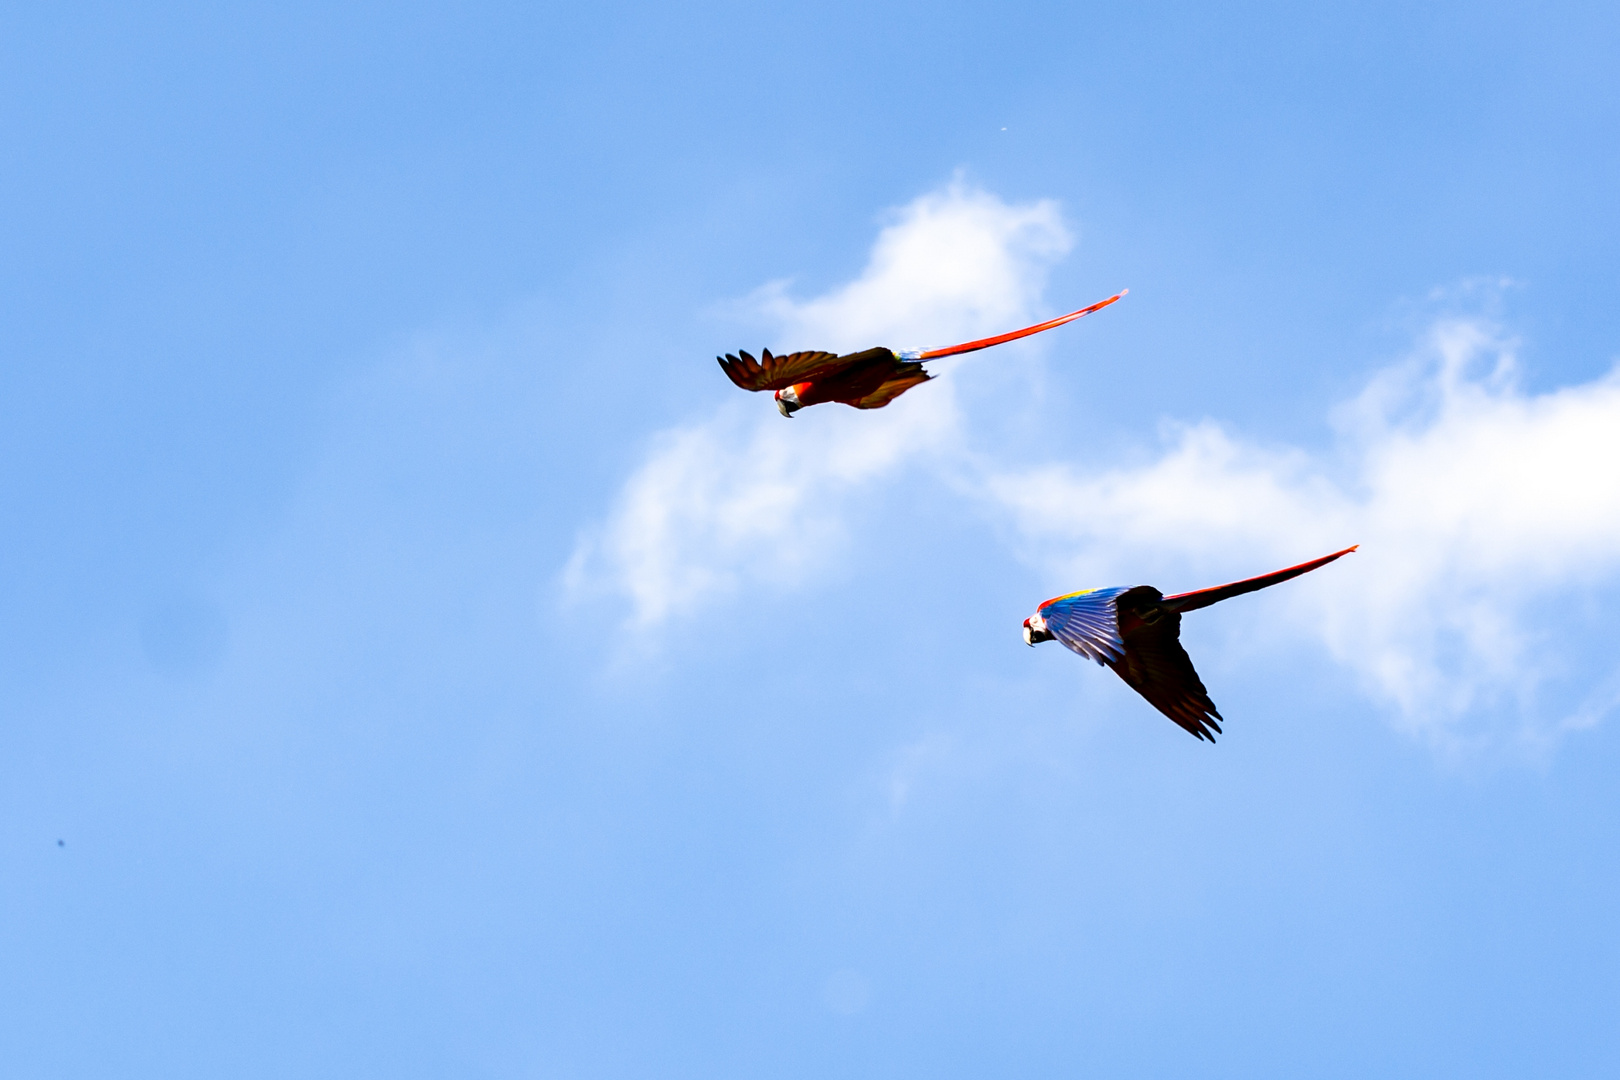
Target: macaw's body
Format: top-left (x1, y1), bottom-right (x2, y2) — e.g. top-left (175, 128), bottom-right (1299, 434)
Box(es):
top-left (718, 291), bottom-right (1125, 416)
top-left (721, 347), bottom-right (932, 415)
top-left (1022, 546), bottom-right (1357, 741)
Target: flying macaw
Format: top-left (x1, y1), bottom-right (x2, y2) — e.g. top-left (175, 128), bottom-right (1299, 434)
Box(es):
top-left (718, 290), bottom-right (1126, 416)
top-left (1022, 546), bottom-right (1357, 741)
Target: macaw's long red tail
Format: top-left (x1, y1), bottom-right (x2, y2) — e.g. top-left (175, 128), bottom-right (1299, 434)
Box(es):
top-left (1162, 546), bottom-right (1359, 614)
top-left (915, 290), bottom-right (1127, 361)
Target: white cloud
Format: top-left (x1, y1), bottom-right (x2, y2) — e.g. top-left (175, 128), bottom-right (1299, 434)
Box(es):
top-left (984, 318), bottom-right (1620, 753)
top-left (751, 182), bottom-right (1071, 353)
top-left (571, 178), bottom-right (1620, 753)
top-left (566, 181), bottom-right (1071, 626)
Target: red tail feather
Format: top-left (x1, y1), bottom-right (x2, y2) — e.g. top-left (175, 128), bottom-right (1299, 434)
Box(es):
top-left (915, 290), bottom-right (1126, 361)
top-left (1163, 546), bottom-right (1358, 614)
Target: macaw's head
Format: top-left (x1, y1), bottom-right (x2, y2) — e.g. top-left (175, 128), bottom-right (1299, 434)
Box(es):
top-left (774, 383), bottom-right (805, 417)
top-left (1023, 611), bottom-right (1054, 646)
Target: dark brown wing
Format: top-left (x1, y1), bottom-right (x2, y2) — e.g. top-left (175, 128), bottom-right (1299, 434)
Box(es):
top-left (847, 366), bottom-right (932, 409)
top-left (717, 348), bottom-right (844, 392)
top-left (1105, 586), bottom-right (1223, 741)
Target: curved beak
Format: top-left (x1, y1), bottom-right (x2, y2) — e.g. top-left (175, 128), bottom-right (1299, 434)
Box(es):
top-left (1023, 616), bottom-right (1054, 646)
top-left (774, 387), bottom-right (802, 417)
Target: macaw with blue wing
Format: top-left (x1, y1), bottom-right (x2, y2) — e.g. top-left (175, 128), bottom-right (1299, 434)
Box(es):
top-left (1022, 546), bottom-right (1357, 740)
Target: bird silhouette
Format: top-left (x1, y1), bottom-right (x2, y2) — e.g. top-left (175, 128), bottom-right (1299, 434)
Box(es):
top-left (1023, 546), bottom-right (1357, 740)
top-left (718, 291), bottom-right (1125, 416)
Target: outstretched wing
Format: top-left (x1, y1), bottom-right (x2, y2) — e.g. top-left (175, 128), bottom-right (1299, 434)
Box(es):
top-left (1107, 586), bottom-right (1223, 741)
top-left (1040, 587), bottom-right (1128, 665)
top-left (847, 366), bottom-right (932, 409)
top-left (717, 348), bottom-right (844, 392)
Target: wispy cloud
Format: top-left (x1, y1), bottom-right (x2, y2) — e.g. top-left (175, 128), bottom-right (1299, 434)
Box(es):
top-left (985, 318), bottom-right (1620, 754)
top-left (570, 179), bottom-right (1620, 753)
top-left (565, 181), bottom-right (1071, 626)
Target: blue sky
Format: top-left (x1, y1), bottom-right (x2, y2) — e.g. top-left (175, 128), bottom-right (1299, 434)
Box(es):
top-left (5, 2), bottom-right (1620, 1076)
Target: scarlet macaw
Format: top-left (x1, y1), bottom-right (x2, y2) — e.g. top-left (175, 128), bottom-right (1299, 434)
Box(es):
top-left (718, 291), bottom-right (1126, 416)
top-left (1022, 546), bottom-right (1357, 740)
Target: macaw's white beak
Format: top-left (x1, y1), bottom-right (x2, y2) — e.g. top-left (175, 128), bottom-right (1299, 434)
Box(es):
top-left (775, 386), bottom-right (802, 417)
top-left (1023, 614), bottom-right (1053, 646)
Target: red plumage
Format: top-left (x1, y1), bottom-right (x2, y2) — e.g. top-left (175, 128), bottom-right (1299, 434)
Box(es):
top-left (717, 292), bottom-right (1125, 415)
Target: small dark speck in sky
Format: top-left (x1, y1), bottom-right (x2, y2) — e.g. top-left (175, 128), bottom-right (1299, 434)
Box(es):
top-left (57, 839), bottom-right (65, 847)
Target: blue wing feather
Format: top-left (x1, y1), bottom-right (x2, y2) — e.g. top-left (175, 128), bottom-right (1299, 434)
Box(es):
top-left (1041, 587), bottom-right (1127, 666)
